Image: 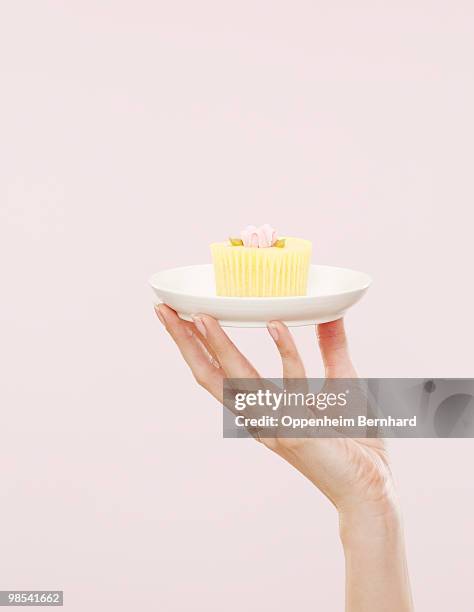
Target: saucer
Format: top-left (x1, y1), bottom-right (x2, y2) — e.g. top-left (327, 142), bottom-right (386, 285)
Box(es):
top-left (149, 264), bottom-right (371, 328)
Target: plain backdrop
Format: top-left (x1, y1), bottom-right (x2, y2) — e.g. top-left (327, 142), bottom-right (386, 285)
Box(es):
top-left (1, 2), bottom-right (474, 610)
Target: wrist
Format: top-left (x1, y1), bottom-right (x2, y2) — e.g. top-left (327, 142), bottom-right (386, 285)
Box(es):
top-left (338, 497), bottom-right (402, 548)
top-left (339, 497), bottom-right (414, 611)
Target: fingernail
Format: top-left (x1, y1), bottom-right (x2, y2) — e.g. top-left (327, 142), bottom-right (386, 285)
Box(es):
top-left (267, 322), bottom-right (279, 342)
top-left (155, 305), bottom-right (166, 326)
top-left (192, 315), bottom-right (207, 337)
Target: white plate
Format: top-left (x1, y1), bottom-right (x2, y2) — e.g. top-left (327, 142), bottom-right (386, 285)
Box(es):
top-left (149, 264), bottom-right (371, 327)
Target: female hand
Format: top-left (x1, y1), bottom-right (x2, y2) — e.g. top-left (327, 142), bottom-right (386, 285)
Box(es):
top-left (154, 304), bottom-right (391, 516)
top-left (154, 304), bottom-right (414, 612)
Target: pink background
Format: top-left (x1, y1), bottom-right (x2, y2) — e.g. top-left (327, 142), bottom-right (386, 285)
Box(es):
top-left (1, 2), bottom-right (474, 610)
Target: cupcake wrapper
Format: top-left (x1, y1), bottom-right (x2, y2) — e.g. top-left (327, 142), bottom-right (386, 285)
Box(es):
top-left (211, 238), bottom-right (312, 297)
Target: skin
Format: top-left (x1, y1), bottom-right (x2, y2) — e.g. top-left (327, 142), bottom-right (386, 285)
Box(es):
top-left (155, 304), bottom-right (414, 611)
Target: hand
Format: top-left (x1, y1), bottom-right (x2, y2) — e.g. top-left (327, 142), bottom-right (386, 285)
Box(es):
top-left (154, 304), bottom-right (413, 611)
top-left (154, 304), bottom-right (393, 517)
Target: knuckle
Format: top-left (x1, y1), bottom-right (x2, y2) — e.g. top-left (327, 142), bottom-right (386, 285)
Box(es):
top-left (276, 436), bottom-right (306, 452)
top-left (280, 347), bottom-right (299, 361)
top-left (261, 437), bottom-right (279, 451)
top-left (193, 370), bottom-right (209, 388)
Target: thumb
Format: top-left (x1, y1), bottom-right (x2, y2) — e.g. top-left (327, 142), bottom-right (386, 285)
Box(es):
top-left (316, 318), bottom-right (357, 378)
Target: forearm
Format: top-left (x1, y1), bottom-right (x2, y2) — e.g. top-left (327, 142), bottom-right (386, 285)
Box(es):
top-left (339, 501), bottom-right (414, 612)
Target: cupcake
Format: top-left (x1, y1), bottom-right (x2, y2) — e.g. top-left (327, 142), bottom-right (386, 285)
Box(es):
top-left (211, 224), bottom-right (312, 297)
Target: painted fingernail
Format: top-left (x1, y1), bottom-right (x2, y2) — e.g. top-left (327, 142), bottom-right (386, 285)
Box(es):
top-left (192, 315), bottom-right (207, 337)
top-left (155, 306), bottom-right (166, 326)
top-left (267, 322), bottom-right (279, 342)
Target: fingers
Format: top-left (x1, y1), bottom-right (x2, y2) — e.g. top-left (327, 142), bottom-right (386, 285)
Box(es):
top-left (191, 314), bottom-right (260, 379)
top-left (267, 321), bottom-right (306, 379)
top-left (154, 304), bottom-right (224, 400)
top-left (316, 318), bottom-right (357, 379)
